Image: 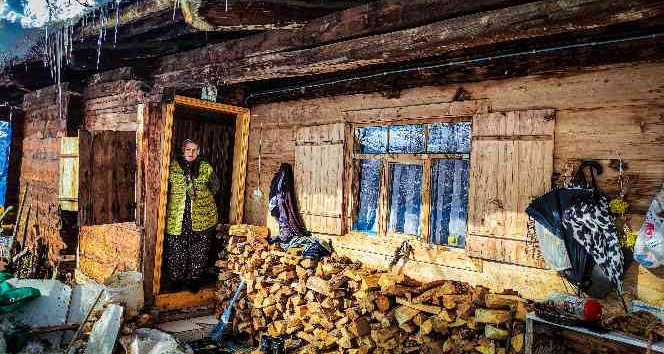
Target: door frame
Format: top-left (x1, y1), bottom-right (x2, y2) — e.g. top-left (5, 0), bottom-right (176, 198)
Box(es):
top-left (152, 95), bottom-right (250, 309)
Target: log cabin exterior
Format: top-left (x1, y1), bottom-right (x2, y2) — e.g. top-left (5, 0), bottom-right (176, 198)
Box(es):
top-left (1, 0), bottom-right (663, 330)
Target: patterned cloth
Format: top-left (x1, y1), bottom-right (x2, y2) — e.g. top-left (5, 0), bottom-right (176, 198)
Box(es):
top-left (165, 196), bottom-right (214, 284)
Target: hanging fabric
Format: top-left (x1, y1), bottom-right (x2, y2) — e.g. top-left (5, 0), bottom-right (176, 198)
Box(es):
top-left (268, 163), bottom-right (310, 243)
top-left (0, 120), bottom-right (12, 208)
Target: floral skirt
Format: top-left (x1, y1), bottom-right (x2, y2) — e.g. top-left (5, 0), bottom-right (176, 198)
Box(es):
top-left (164, 196), bottom-right (214, 285)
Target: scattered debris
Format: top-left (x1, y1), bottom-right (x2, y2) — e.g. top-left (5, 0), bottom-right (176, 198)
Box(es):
top-left (84, 303), bottom-right (124, 354)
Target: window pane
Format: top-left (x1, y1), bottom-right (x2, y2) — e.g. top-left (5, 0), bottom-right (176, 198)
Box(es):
top-left (388, 164), bottom-right (423, 235)
top-left (356, 126), bottom-right (387, 154)
top-left (428, 122), bottom-right (471, 153)
top-left (353, 159), bottom-right (381, 233)
top-left (430, 159), bottom-right (469, 247)
top-left (389, 125), bottom-right (425, 153)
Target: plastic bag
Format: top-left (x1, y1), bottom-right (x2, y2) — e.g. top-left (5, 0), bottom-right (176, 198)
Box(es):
top-left (534, 221), bottom-right (572, 271)
top-left (634, 186), bottom-right (664, 268)
top-left (120, 328), bottom-right (192, 354)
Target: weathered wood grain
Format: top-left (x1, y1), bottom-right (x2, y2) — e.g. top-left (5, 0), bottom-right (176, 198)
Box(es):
top-left (295, 123), bottom-right (346, 235)
top-left (154, 0), bottom-right (664, 88)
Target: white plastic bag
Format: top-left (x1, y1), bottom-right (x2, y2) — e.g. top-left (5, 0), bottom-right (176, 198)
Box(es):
top-left (120, 328), bottom-right (193, 354)
top-left (634, 186), bottom-right (664, 268)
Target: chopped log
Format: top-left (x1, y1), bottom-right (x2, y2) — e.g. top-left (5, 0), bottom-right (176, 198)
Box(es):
top-left (229, 224), bottom-right (269, 238)
top-left (475, 309), bottom-right (513, 325)
top-left (511, 334), bottom-right (525, 353)
top-left (350, 317), bottom-right (371, 337)
top-left (396, 297), bottom-right (442, 315)
top-left (300, 258), bottom-right (317, 269)
top-left (485, 325), bottom-right (510, 340)
top-left (375, 294), bottom-right (392, 313)
top-left (393, 305), bottom-right (421, 326)
top-left (306, 276), bottom-right (345, 298)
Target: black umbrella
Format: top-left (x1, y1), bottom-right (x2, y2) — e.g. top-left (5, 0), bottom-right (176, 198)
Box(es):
top-left (527, 187), bottom-right (596, 295)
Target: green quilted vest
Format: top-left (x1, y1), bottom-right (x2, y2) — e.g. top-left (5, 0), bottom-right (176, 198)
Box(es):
top-left (166, 159), bottom-right (218, 235)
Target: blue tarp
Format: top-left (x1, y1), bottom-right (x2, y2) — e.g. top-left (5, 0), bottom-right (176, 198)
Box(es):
top-left (0, 121), bottom-right (12, 208)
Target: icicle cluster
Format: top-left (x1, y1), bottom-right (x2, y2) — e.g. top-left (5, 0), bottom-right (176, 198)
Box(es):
top-left (39, 0), bottom-right (123, 121)
top-left (42, 20), bottom-right (75, 121)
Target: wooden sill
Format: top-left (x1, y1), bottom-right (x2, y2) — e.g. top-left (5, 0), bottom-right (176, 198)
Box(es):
top-left (328, 233), bottom-right (481, 272)
top-left (155, 287), bottom-right (216, 310)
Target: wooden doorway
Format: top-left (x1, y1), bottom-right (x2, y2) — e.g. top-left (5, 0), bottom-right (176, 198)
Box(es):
top-left (152, 95), bottom-right (249, 310)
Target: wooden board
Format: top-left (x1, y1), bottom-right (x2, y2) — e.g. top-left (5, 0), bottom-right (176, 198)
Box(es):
top-left (295, 123), bottom-right (346, 235)
top-left (58, 137), bottom-right (79, 211)
top-left (78, 130), bottom-right (137, 226)
top-left (154, 0), bottom-right (664, 88)
top-left (466, 110), bottom-right (554, 267)
top-left (79, 222), bottom-right (141, 282)
top-left (155, 287), bottom-right (217, 310)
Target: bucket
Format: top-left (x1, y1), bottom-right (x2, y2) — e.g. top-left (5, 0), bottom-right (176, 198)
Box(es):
top-left (105, 271), bottom-right (144, 318)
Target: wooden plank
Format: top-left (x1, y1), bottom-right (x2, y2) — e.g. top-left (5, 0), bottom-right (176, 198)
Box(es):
top-left (152, 102), bottom-right (175, 297)
top-left (78, 131), bottom-right (93, 225)
top-left (58, 137), bottom-right (79, 211)
top-left (230, 109), bottom-right (251, 224)
top-left (154, 288), bottom-right (216, 310)
top-left (79, 222), bottom-right (141, 282)
top-left (467, 110), bottom-right (554, 267)
top-left (294, 123), bottom-right (346, 234)
top-left (158, 0), bottom-right (532, 73)
top-left (135, 103), bottom-right (145, 225)
top-left (155, 0), bottom-right (664, 87)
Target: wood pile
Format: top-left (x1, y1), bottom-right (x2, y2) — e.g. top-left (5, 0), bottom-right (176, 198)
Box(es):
top-left (217, 230), bottom-right (529, 354)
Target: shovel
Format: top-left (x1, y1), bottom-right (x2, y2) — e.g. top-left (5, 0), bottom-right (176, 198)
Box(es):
top-left (211, 279), bottom-right (245, 344)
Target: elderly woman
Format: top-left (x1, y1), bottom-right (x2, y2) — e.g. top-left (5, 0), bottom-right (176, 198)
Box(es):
top-left (164, 139), bottom-right (219, 291)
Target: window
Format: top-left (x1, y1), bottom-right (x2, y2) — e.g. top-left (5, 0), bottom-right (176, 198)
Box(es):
top-left (351, 122), bottom-right (470, 247)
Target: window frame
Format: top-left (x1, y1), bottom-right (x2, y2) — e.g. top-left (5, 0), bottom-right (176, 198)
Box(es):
top-left (348, 119), bottom-right (472, 247)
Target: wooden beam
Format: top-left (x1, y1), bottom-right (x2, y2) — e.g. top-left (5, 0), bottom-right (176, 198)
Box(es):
top-left (156, 0), bottom-right (534, 74)
top-left (238, 24), bottom-right (664, 104)
top-left (154, 0), bottom-right (664, 88)
top-left (182, 0), bottom-right (372, 31)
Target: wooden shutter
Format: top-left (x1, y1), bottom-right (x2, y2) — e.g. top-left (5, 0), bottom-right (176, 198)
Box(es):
top-left (295, 123), bottom-right (346, 235)
top-left (79, 130), bottom-right (137, 225)
top-left (466, 109), bottom-right (555, 268)
top-left (59, 137), bottom-right (79, 211)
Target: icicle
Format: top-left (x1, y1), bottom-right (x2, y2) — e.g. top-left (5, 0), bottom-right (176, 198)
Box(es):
top-left (96, 19), bottom-right (103, 70)
top-left (56, 28), bottom-right (63, 122)
top-left (226, 0), bottom-right (228, 12)
top-left (173, 0), bottom-right (178, 21)
top-left (114, 0), bottom-right (120, 47)
top-left (102, 8), bottom-right (107, 42)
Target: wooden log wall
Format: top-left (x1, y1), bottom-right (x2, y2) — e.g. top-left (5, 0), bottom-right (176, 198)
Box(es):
top-left (19, 84), bottom-right (78, 265)
top-left (79, 222), bottom-right (141, 282)
top-left (243, 60), bottom-right (664, 313)
top-left (77, 72), bottom-right (146, 281)
top-left (83, 78), bottom-right (146, 132)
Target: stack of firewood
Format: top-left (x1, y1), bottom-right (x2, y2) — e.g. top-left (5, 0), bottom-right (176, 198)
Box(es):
top-left (216, 229), bottom-right (528, 354)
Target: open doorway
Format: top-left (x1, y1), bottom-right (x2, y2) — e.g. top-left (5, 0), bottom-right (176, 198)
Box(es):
top-left (153, 96), bottom-right (249, 309)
